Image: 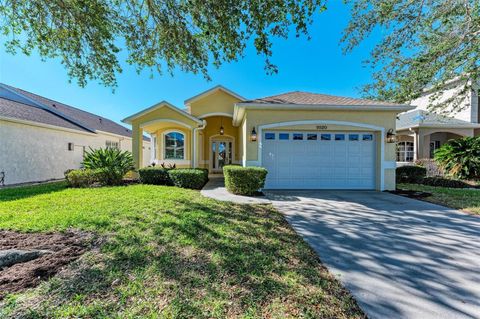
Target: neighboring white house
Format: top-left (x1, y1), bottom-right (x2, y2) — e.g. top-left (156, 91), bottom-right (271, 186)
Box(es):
top-left (0, 83), bottom-right (150, 186)
top-left (396, 80), bottom-right (480, 163)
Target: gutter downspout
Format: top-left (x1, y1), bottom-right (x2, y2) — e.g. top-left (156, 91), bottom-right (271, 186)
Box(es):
top-left (192, 120), bottom-right (207, 168)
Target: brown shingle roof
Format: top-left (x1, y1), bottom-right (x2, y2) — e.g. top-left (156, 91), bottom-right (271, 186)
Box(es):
top-left (241, 91), bottom-right (403, 106)
top-left (0, 97), bottom-right (90, 132)
top-left (0, 83), bottom-right (147, 139)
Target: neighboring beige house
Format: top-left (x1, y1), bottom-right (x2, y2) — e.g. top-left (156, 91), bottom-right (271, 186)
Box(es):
top-left (396, 81), bottom-right (480, 163)
top-left (0, 83), bottom-right (150, 186)
top-left (123, 85), bottom-right (413, 191)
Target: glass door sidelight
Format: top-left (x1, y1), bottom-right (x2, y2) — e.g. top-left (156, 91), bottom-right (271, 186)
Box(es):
top-left (211, 140), bottom-right (232, 173)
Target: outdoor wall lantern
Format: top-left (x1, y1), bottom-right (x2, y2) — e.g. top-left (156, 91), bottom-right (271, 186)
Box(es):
top-left (250, 127), bottom-right (257, 142)
top-left (219, 118), bottom-right (224, 135)
top-left (386, 129), bottom-right (396, 143)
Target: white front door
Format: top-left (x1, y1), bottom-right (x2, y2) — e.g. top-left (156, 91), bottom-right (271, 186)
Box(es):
top-left (211, 140), bottom-right (232, 173)
top-left (262, 131), bottom-right (376, 189)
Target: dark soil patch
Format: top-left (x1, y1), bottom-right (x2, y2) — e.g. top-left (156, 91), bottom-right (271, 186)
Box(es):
top-left (389, 189), bottom-right (432, 199)
top-left (0, 230), bottom-right (94, 299)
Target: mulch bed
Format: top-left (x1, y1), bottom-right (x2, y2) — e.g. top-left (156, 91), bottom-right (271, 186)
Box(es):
top-left (0, 230), bottom-right (94, 299)
top-left (389, 189), bottom-right (432, 199)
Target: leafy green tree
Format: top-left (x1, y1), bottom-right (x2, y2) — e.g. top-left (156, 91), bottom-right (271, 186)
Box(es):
top-left (0, 0), bottom-right (326, 87)
top-left (342, 0), bottom-right (480, 112)
top-left (82, 147), bottom-right (134, 185)
top-left (434, 137), bottom-right (480, 179)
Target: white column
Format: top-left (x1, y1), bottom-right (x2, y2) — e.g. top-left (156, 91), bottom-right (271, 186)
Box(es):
top-left (192, 128), bottom-right (196, 168)
top-left (150, 133), bottom-right (156, 164)
top-left (413, 131), bottom-right (418, 161)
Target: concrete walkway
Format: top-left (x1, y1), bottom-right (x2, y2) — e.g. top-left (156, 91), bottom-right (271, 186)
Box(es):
top-left (201, 177), bottom-right (271, 204)
top-left (267, 190), bottom-right (480, 319)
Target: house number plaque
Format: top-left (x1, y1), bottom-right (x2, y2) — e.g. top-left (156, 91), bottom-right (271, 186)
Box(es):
top-left (316, 125), bottom-right (328, 130)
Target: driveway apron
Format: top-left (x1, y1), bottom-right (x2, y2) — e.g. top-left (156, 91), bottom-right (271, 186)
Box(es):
top-left (267, 190), bottom-right (480, 319)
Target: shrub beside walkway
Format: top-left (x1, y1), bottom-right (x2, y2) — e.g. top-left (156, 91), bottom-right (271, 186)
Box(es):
top-left (200, 177), bottom-right (271, 204)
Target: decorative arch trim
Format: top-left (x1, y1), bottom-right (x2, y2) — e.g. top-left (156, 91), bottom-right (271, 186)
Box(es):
top-left (198, 112), bottom-right (233, 119)
top-left (140, 119), bottom-right (193, 130)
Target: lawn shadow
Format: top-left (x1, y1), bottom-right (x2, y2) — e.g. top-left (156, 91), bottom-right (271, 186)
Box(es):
top-left (0, 182), bottom-right (68, 202)
top-left (10, 194), bottom-right (363, 318)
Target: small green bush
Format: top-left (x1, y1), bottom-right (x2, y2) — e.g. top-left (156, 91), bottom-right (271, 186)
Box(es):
top-left (396, 165), bottom-right (427, 183)
top-left (421, 177), bottom-right (471, 188)
top-left (223, 165), bottom-right (268, 196)
top-left (82, 148), bottom-right (134, 185)
top-left (168, 169), bottom-right (208, 189)
top-left (66, 169), bottom-right (98, 188)
top-left (138, 167), bottom-right (172, 185)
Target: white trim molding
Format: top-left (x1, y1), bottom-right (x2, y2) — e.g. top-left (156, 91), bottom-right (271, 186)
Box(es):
top-left (197, 112), bottom-right (234, 119)
top-left (256, 120), bottom-right (387, 191)
top-left (140, 119), bottom-right (193, 130)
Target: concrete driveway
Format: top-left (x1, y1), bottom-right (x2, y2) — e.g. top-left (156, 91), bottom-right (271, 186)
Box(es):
top-left (267, 190), bottom-right (480, 319)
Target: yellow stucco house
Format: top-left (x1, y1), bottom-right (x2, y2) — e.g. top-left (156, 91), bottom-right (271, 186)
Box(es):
top-left (123, 85), bottom-right (414, 191)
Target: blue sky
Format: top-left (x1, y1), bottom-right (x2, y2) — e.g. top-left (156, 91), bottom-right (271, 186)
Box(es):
top-left (0, 2), bottom-right (379, 127)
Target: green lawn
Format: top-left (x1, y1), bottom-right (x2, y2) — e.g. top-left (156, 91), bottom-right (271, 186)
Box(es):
top-left (0, 182), bottom-right (363, 318)
top-left (398, 183), bottom-right (480, 215)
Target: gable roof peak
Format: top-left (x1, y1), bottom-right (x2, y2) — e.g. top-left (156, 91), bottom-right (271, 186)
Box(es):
top-left (184, 85), bottom-right (245, 105)
top-left (122, 100), bottom-right (202, 124)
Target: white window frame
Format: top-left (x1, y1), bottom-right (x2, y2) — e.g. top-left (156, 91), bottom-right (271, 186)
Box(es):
top-left (396, 141), bottom-right (414, 162)
top-left (163, 131), bottom-right (186, 160)
top-left (106, 140), bottom-right (120, 149)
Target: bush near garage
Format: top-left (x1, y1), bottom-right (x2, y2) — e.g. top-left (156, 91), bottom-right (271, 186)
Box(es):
top-left (138, 167), bottom-right (172, 185)
top-left (396, 165), bottom-right (427, 183)
top-left (223, 165), bottom-right (268, 196)
top-left (65, 169), bottom-right (99, 188)
top-left (168, 169), bottom-right (209, 190)
top-left (420, 177), bottom-right (471, 189)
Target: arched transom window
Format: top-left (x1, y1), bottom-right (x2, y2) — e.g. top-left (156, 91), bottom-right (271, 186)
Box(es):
top-left (164, 132), bottom-right (185, 159)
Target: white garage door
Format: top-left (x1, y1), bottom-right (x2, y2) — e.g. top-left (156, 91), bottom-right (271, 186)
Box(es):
top-left (262, 131), bottom-right (376, 189)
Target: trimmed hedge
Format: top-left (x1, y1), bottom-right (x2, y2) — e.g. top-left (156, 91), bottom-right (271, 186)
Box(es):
top-left (168, 169), bottom-right (209, 189)
top-left (138, 167), bottom-right (209, 189)
top-left (396, 165), bottom-right (427, 183)
top-left (421, 177), bottom-right (471, 188)
top-left (66, 169), bottom-right (98, 188)
top-left (223, 165), bottom-right (268, 196)
top-left (138, 167), bottom-right (171, 185)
